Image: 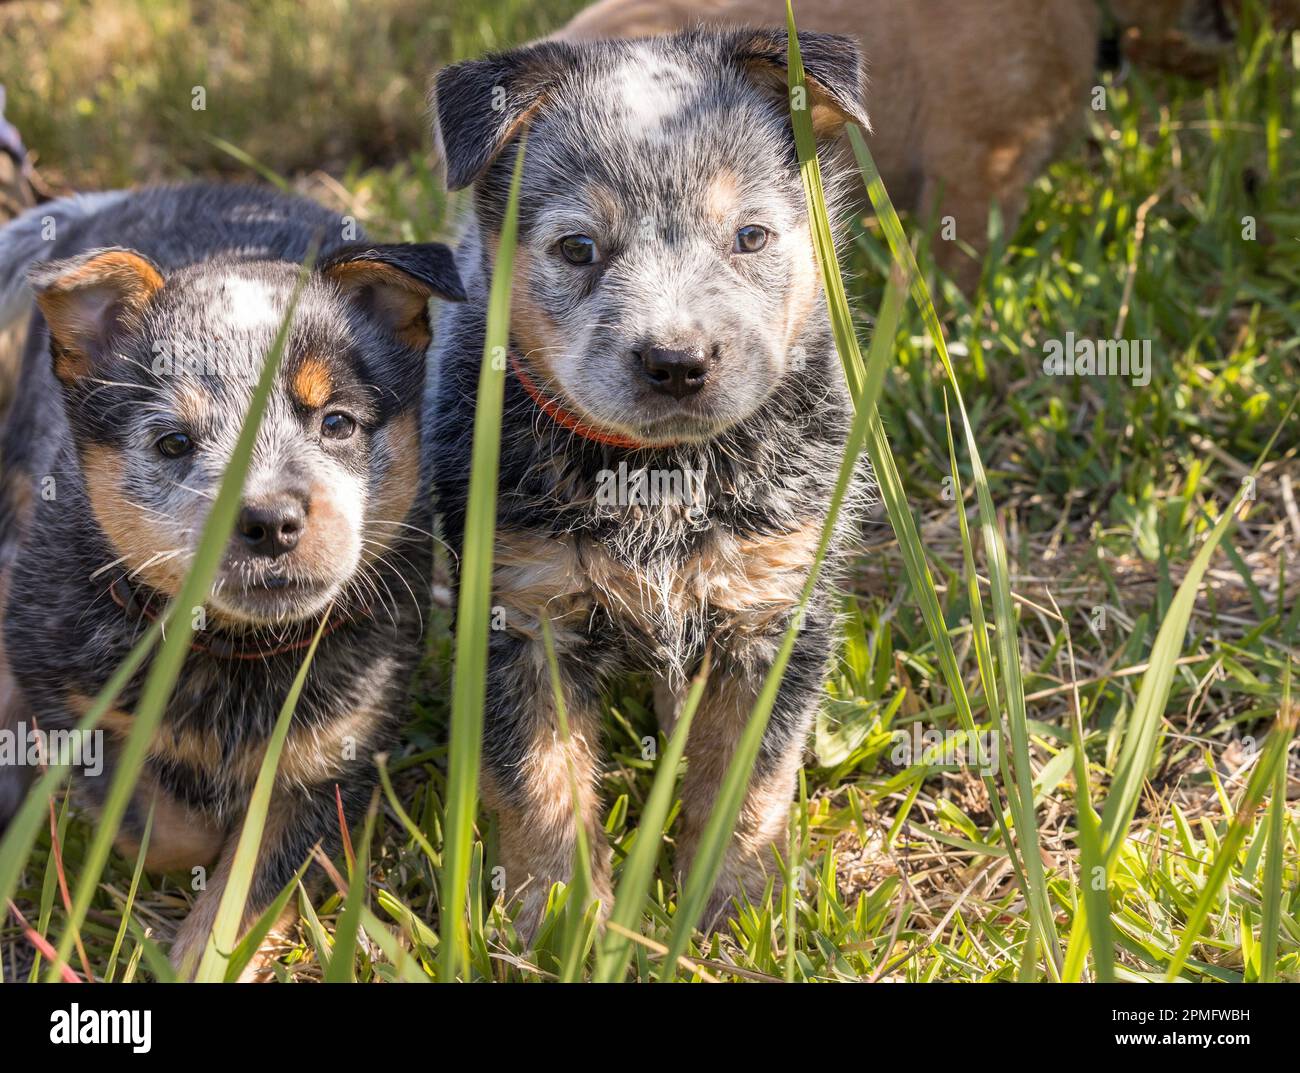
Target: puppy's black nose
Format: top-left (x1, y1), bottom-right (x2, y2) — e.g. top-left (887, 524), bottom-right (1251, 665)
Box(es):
top-left (237, 499), bottom-right (305, 558)
top-left (639, 345), bottom-right (712, 400)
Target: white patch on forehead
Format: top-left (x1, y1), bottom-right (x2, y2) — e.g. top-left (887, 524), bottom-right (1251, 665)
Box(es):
top-left (194, 274), bottom-right (283, 333)
top-left (612, 48), bottom-right (696, 135)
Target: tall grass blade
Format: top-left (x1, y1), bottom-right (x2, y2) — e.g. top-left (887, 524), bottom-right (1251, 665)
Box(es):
top-left (439, 140), bottom-right (527, 981)
top-left (105, 803), bottom-right (153, 984)
top-left (941, 392), bottom-right (1032, 904)
top-left (0, 620), bottom-right (160, 917)
top-left (195, 611), bottom-right (333, 981)
top-left (783, 1), bottom-right (1054, 969)
top-left (843, 116), bottom-right (1062, 976)
top-left (1258, 661), bottom-right (1291, 983)
top-left (325, 794), bottom-right (378, 982)
top-left (1163, 698), bottom-right (1297, 979)
top-left (593, 654), bottom-right (710, 982)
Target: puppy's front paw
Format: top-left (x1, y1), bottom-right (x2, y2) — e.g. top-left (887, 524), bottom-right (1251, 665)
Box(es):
top-left (169, 901), bottom-right (297, 982)
top-left (507, 871), bottom-right (613, 950)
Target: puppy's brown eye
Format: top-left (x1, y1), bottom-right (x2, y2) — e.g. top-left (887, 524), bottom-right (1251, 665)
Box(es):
top-left (733, 225), bottom-right (768, 254)
top-left (321, 412), bottom-right (356, 441)
top-left (558, 235), bottom-right (599, 266)
top-left (156, 432), bottom-right (193, 459)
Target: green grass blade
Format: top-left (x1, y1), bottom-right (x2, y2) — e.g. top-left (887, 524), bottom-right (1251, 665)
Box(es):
top-left (359, 903), bottom-right (432, 982)
top-left (844, 118), bottom-right (1062, 977)
top-left (941, 391), bottom-right (1032, 907)
top-left (46, 255), bottom-right (313, 981)
top-left (593, 655), bottom-right (710, 983)
top-left (0, 620), bottom-right (160, 922)
top-left (1258, 661), bottom-right (1291, 984)
top-left (378, 753), bottom-right (441, 868)
top-left (325, 794), bottom-right (378, 982)
top-left (28, 792), bottom-right (74, 982)
top-left (105, 802), bottom-right (152, 984)
top-left (1056, 605), bottom-right (1114, 983)
top-left (222, 856), bottom-right (313, 982)
top-left (439, 139), bottom-right (526, 982)
top-left (195, 611), bottom-right (333, 981)
top-left (1163, 699), bottom-right (1297, 980)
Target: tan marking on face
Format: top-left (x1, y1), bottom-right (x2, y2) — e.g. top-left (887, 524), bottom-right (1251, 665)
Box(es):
top-left (585, 182), bottom-right (618, 223)
top-left (37, 251), bottom-right (164, 385)
top-left (509, 247), bottom-right (563, 367)
top-left (291, 356), bottom-right (334, 410)
top-left (362, 411), bottom-right (421, 559)
top-left (292, 478), bottom-right (360, 578)
top-left (173, 384), bottom-right (211, 430)
top-left (706, 169), bottom-right (741, 224)
top-left (81, 444), bottom-right (187, 596)
top-left (783, 223), bottom-right (821, 353)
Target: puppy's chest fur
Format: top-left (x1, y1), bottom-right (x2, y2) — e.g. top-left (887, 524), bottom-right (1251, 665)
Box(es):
top-left (494, 510), bottom-right (822, 677)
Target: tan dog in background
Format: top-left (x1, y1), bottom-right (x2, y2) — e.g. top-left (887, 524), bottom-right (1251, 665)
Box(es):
top-left (555, 0), bottom-right (1241, 288)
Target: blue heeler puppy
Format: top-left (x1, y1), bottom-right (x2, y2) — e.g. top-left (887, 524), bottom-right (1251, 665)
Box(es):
top-left (0, 184), bottom-right (463, 977)
top-left (429, 28), bottom-right (873, 939)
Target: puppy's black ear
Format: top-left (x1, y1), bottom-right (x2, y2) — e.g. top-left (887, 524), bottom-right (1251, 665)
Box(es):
top-left (29, 247), bottom-right (165, 386)
top-left (320, 243), bottom-right (465, 351)
top-left (729, 29), bottom-right (870, 139)
top-left (431, 43), bottom-right (573, 191)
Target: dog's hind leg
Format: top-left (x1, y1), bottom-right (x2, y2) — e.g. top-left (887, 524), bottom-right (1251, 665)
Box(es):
top-left (481, 632), bottom-right (613, 946)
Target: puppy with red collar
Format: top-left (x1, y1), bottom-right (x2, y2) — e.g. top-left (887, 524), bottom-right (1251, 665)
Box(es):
top-left (429, 29), bottom-right (872, 939)
top-left (0, 184), bottom-right (462, 977)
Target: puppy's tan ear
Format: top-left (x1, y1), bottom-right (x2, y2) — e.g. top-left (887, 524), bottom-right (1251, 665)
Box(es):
top-left (730, 28), bottom-right (870, 140)
top-left (321, 242), bottom-right (465, 351)
top-left (29, 248), bottom-right (164, 385)
top-left (430, 42), bottom-right (576, 191)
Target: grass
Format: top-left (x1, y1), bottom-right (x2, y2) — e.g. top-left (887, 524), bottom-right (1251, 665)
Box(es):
top-left (0, 0), bottom-right (1297, 983)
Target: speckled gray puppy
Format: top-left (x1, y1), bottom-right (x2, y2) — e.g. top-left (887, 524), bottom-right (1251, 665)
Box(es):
top-left (429, 28), bottom-right (874, 938)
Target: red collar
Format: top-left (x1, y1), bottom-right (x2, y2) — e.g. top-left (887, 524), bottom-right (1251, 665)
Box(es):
top-left (108, 575), bottom-right (363, 661)
top-left (509, 351), bottom-right (652, 450)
